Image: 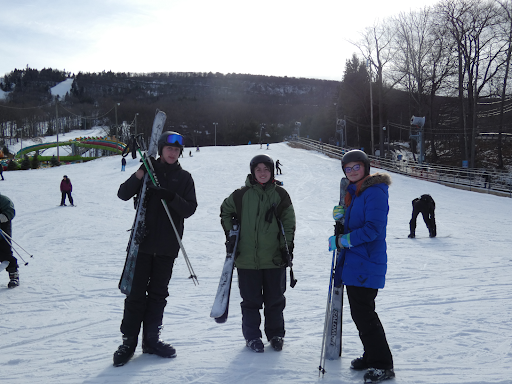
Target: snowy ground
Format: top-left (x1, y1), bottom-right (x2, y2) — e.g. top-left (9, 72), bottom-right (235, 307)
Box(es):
top-left (0, 138), bottom-right (511, 384)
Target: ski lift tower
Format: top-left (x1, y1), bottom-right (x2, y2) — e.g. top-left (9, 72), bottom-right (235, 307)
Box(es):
top-left (410, 116), bottom-right (426, 164)
top-left (294, 122), bottom-right (301, 140)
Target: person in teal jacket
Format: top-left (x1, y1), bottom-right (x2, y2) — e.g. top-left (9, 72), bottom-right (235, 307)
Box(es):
top-left (328, 150), bottom-right (394, 384)
top-left (220, 154), bottom-right (295, 353)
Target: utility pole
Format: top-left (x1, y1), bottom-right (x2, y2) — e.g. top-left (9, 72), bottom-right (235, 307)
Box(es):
top-left (213, 122), bottom-right (218, 146)
top-left (114, 103), bottom-right (120, 140)
top-left (367, 59), bottom-right (374, 156)
top-left (56, 100), bottom-right (60, 161)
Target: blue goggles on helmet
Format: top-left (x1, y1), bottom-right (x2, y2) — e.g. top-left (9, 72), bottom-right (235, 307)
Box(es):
top-left (166, 134), bottom-right (183, 146)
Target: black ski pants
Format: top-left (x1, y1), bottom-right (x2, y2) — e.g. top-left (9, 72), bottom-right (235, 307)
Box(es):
top-left (346, 285), bottom-right (393, 370)
top-left (0, 221), bottom-right (17, 273)
top-left (121, 252), bottom-right (175, 338)
top-left (237, 268), bottom-right (286, 342)
top-left (409, 206), bottom-right (436, 236)
top-left (60, 191), bottom-right (73, 206)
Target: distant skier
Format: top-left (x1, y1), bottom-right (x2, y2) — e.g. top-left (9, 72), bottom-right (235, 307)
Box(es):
top-left (0, 193), bottom-right (18, 288)
top-left (60, 175), bottom-right (74, 206)
top-left (121, 157), bottom-right (126, 172)
top-left (408, 194), bottom-right (436, 238)
top-left (113, 131), bottom-right (197, 367)
top-left (220, 154), bottom-right (295, 353)
top-left (275, 160), bottom-right (282, 175)
top-left (0, 164), bottom-right (4, 180)
top-left (266, 143), bottom-right (269, 150)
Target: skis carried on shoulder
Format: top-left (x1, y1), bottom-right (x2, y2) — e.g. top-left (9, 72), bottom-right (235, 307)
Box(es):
top-left (210, 218), bottom-right (240, 323)
top-left (118, 110), bottom-right (166, 295)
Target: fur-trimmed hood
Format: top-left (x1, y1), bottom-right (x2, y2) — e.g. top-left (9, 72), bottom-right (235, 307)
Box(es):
top-left (358, 172), bottom-right (392, 195)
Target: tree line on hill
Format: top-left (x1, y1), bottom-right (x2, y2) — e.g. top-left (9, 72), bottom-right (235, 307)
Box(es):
top-left (0, 0), bottom-right (511, 170)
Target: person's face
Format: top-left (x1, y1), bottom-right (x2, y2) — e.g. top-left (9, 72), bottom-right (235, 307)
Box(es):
top-left (344, 161), bottom-right (365, 183)
top-left (254, 163), bottom-right (271, 184)
top-left (161, 146), bottom-right (181, 164)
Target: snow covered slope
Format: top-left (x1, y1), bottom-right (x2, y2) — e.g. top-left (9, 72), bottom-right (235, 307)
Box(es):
top-left (0, 142), bottom-right (510, 384)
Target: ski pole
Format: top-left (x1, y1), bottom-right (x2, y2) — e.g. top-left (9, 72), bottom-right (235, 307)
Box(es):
top-left (319, 249), bottom-right (337, 376)
top-left (276, 217), bottom-right (297, 288)
top-left (0, 230), bottom-right (29, 266)
top-left (0, 228), bottom-right (33, 258)
top-left (138, 148), bottom-right (199, 285)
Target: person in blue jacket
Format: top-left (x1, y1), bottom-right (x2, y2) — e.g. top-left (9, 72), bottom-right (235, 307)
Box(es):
top-left (328, 150), bottom-right (394, 384)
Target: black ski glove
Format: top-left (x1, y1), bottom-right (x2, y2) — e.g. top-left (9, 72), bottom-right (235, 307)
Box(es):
top-left (280, 247), bottom-right (293, 268)
top-left (148, 184), bottom-right (176, 201)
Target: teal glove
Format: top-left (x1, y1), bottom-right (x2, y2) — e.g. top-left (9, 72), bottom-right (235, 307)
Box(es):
top-left (333, 205), bottom-right (345, 221)
top-left (328, 233), bottom-right (352, 251)
top-left (328, 236), bottom-right (337, 251)
top-left (339, 233), bottom-right (351, 248)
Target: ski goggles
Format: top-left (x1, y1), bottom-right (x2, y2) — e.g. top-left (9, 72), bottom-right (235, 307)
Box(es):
top-left (165, 134), bottom-right (183, 146)
top-left (344, 164), bottom-right (361, 173)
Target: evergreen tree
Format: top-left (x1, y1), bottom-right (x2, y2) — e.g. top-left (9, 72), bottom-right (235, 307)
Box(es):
top-left (20, 155), bottom-right (31, 170)
top-left (7, 159), bottom-right (18, 171)
top-left (50, 155), bottom-right (60, 167)
top-left (31, 153), bottom-right (40, 169)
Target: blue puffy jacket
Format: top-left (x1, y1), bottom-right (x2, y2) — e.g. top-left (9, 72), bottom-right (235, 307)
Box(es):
top-left (335, 173), bottom-right (392, 289)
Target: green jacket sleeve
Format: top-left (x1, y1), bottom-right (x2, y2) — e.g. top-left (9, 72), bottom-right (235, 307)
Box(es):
top-left (0, 195), bottom-right (15, 221)
top-left (220, 193), bottom-right (237, 233)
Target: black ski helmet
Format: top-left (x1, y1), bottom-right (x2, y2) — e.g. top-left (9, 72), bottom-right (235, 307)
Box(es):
top-left (158, 131), bottom-right (184, 155)
top-left (250, 154), bottom-right (275, 179)
top-left (341, 149), bottom-right (370, 176)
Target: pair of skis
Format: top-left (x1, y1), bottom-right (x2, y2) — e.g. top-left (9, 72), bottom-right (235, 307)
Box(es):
top-left (209, 218), bottom-right (240, 323)
top-left (319, 177), bottom-right (349, 376)
top-left (118, 109), bottom-right (198, 296)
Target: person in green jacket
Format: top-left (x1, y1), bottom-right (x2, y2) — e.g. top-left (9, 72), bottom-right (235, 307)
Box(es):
top-left (220, 154), bottom-right (296, 353)
top-left (0, 193), bottom-right (18, 288)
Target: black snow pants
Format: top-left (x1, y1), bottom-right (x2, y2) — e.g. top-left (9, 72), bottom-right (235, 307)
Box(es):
top-left (237, 268), bottom-right (286, 342)
top-left (0, 221), bottom-right (17, 273)
top-left (121, 252), bottom-right (175, 338)
top-left (409, 201), bottom-right (436, 237)
top-left (346, 285), bottom-right (393, 370)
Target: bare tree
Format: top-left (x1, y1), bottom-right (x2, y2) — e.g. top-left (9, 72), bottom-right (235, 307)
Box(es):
top-left (350, 20), bottom-right (398, 157)
top-left (439, 0), bottom-right (506, 168)
top-left (496, 0), bottom-right (512, 168)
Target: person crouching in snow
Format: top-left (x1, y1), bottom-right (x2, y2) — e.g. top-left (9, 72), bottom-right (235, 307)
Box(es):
top-left (328, 149), bottom-right (395, 383)
top-left (220, 154), bottom-right (295, 353)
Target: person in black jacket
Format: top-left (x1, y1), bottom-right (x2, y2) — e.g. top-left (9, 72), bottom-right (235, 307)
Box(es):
top-left (408, 194), bottom-right (436, 238)
top-left (113, 131), bottom-right (197, 367)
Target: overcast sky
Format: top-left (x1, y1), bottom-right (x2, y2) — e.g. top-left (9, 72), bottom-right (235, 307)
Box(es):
top-left (1, 0), bottom-right (441, 81)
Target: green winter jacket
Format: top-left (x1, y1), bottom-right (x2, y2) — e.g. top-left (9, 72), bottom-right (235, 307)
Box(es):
top-left (220, 175), bottom-right (295, 270)
top-left (0, 194), bottom-right (15, 221)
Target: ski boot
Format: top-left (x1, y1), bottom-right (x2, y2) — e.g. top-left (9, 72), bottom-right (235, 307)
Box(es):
top-left (113, 335), bottom-right (137, 367)
top-left (364, 367), bottom-right (395, 383)
top-left (8, 270), bottom-right (19, 288)
top-left (350, 355), bottom-right (368, 370)
top-left (407, 232), bottom-right (415, 238)
top-left (270, 336), bottom-right (283, 351)
top-left (142, 328), bottom-right (176, 358)
top-left (246, 338), bottom-right (264, 353)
